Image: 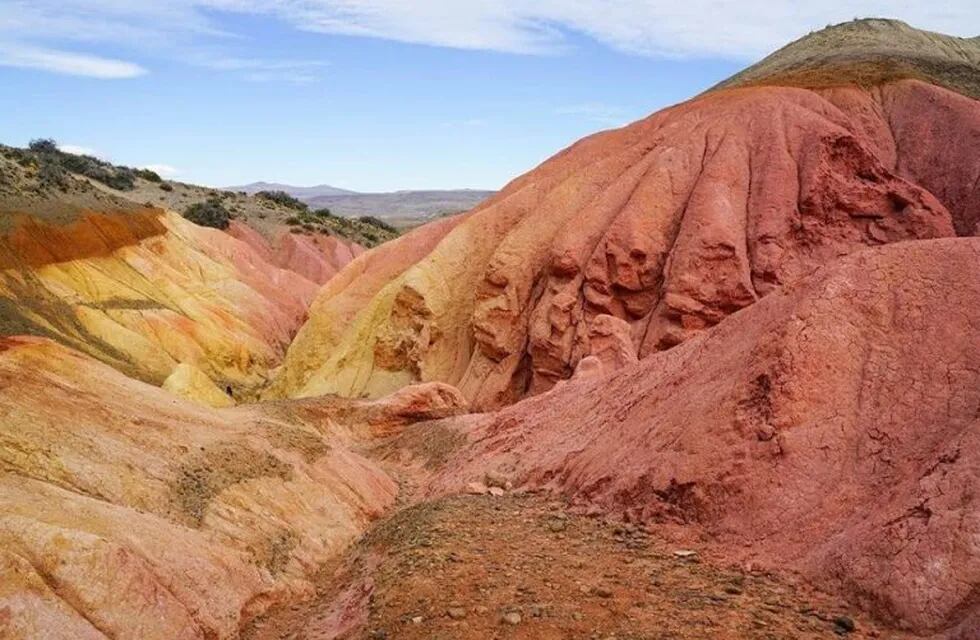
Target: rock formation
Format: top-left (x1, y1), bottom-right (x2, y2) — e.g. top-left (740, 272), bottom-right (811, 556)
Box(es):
top-left (0, 336), bottom-right (399, 639)
top-left (430, 238), bottom-right (980, 638)
top-left (1, 17), bottom-right (978, 640)
top-left (275, 76), bottom-right (976, 409)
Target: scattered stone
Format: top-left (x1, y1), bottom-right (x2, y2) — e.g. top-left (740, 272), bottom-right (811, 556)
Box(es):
top-left (724, 585), bottom-right (743, 595)
top-left (502, 611), bottom-right (522, 625)
top-left (673, 549), bottom-right (699, 561)
top-left (411, 616), bottom-right (423, 624)
top-left (834, 615), bottom-right (856, 634)
top-left (485, 470), bottom-right (510, 489)
top-left (548, 518), bottom-right (567, 532)
top-left (592, 586), bottom-right (613, 598)
top-left (466, 481), bottom-right (489, 495)
top-left (488, 486), bottom-right (505, 497)
top-left (447, 607), bottom-right (467, 620)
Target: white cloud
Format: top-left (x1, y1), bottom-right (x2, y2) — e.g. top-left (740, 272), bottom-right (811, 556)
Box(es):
top-left (2, 1), bottom-right (979, 79)
top-left (142, 163), bottom-right (180, 178)
top-left (0, 43), bottom-right (145, 78)
top-left (193, 55), bottom-right (329, 83)
top-left (221, 1), bottom-right (980, 59)
top-left (56, 143), bottom-right (106, 158)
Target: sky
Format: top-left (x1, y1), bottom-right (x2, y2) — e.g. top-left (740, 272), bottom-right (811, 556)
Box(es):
top-left (0, 2), bottom-right (977, 192)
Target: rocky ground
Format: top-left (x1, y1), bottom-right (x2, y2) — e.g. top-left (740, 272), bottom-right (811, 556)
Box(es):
top-left (244, 493), bottom-right (891, 640)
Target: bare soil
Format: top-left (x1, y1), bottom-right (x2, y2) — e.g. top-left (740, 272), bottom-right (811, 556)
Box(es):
top-left (244, 493), bottom-right (898, 640)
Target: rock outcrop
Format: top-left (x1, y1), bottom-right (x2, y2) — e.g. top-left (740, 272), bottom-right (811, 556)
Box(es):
top-left (275, 78), bottom-right (977, 410)
top-left (430, 239), bottom-right (980, 638)
top-left (0, 336), bottom-right (400, 639)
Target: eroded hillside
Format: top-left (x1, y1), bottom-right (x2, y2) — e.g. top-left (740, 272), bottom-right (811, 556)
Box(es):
top-left (0, 17), bottom-right (978, 640)
top-left (0, 144), bottom-right (378, 403)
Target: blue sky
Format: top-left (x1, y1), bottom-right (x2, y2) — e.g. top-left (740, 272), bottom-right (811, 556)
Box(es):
top-left (0, 2), bottom-right (976, 192)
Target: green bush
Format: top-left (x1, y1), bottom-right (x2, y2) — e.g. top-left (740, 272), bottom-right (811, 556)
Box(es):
top-left (285, 216), bottom-right (302, 225)
top-left (28, 138), bottom-right (59, 154)
top-left (159, 182), bottom-right (174, 192)
top-left (313, 207), bottom-right (337, 219)
top-left (256, 190), bottom-right (308, 211)
top-left (183, 198), bottom-right (231, 230)
top-left (134, 168), bottom-right (162, 182)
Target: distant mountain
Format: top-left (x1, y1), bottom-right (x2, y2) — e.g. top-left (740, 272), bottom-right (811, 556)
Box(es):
top-left (225, 182), bottom-right (496, 228)
top-left (307, 189), bottom-right (495, 228)
top-left (226, 181), bottom-right (359, 198)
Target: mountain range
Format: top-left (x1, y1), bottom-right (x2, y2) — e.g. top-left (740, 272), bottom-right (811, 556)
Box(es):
top-left (227, 181), bottom-right (496, 228)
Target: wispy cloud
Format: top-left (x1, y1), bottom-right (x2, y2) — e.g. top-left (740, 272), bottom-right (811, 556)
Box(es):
top-left (2, 1), bottom-right (979, 81)
top-left (193, 55), bottom-right (330, 84)
top-left (224, 1), bottom-right (980, 60)
top-left (0, 43), bottom-right (145, 78)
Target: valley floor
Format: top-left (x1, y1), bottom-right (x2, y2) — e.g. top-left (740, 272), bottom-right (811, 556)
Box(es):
top-left (244, 487), bottom-right (893, 640)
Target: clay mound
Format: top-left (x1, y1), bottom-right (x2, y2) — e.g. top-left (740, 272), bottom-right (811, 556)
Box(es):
top-left (274, 77), bottom-right (978, 409)
top-left (0, 336), bottom-right (408, 639)
top-left (715, 18), bottom-right (980, 100)
top-left (430, 238), bottom-right (980, 638)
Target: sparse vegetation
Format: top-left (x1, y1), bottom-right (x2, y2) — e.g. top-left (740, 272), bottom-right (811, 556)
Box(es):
top-left (357, 215), bottom-right (397, 233)
top-left (256, 190), bottom-right (308, 211)
top-left (183, 197), bottom-right (232, 229)
top-left (134, 168), bottom-right (162, 182)
top-left (1, 139), bottom-right (400, 247)
top-left (28, 138), bottom-right (59, 154)
top-left (26, 138), bottom-right (138, 190)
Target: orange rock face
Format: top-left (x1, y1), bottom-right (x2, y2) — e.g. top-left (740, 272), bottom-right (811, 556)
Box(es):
top-left (277, 79), bottom-right (974, 410)
top-left (431, 238), bottom-right (980, 637)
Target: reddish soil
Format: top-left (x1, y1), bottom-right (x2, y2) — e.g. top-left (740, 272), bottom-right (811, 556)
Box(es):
top-left (244, 494), bottom-right (894, 640)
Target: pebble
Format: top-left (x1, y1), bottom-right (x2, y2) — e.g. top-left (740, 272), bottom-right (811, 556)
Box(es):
top-left (447, 607), bottom-right (467, 620)
top-left (466, 482), bottom-right (489, 495)
top-left (411, 616), bottom-right (423, 624)
top-left (833, 615), bottom-right (856, 634)
top-left (502, 612), bottom-right (522, 625)
top-left (485, 471), bottom-right (510, 489)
